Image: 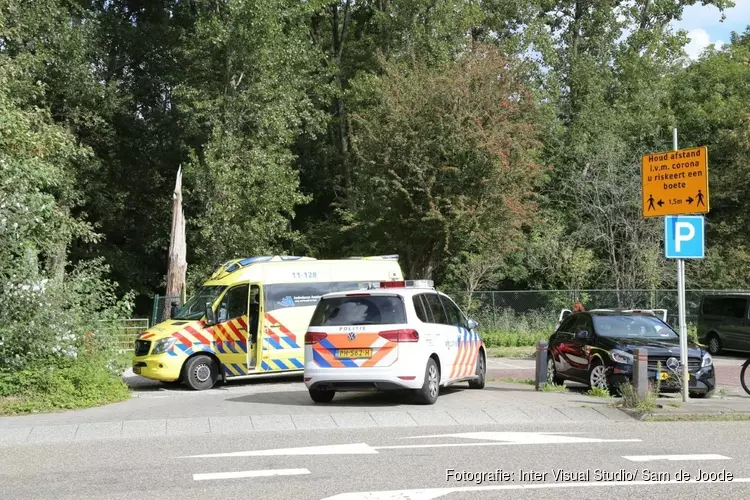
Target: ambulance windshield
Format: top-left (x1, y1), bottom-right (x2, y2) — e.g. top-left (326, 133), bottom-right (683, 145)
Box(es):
top-left (173, 285), bottom-right (226, 320)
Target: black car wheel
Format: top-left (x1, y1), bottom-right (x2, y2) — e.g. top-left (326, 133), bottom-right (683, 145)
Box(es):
top-left (588, 360), bottom-right (609, 391)
top-left (707, 334), bottom-right (723, 355)
top-left (546, 355), bottom-right (565, 385)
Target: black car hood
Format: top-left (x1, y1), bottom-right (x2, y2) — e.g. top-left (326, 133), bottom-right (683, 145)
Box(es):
top-left (598, 336), bottom-right (704, 358)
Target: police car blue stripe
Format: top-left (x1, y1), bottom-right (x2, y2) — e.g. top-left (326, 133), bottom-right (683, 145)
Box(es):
top-left (319, 338), bottom-right (358, 368)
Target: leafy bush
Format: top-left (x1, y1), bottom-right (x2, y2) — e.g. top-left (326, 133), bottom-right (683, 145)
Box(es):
top-left (482, 331), bottom-right (549, 347)
top-left (0, 60), bottom-right (133, 414)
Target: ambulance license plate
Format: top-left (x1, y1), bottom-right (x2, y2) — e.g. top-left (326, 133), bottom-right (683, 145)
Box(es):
top-left (336, 349), bottom-right (372, 358)
top-left (659, 371), bottom-right (669, 380)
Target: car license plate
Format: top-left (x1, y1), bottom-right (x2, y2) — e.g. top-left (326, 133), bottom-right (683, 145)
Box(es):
top-left (659, 371), bottom-right (669, 380)
top-left (336, 349), bottom-right (372, 358)
top-left (133, 366), bottom-right (141, 374)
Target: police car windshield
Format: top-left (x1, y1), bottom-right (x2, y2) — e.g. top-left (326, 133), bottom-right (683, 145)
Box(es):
top-left (310, 296), bottom-right (406, 326)
top-left (592, 315), bottom-right (678, 340)
top-left (173, 286), bottom-right (226, 320)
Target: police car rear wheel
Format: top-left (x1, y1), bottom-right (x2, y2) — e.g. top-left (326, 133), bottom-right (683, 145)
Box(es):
top-left (309, 388), bottom-right (335, 403)
top-left (184, 355), bottom-right (218, 391)
top-left (415, 358), bottom-right (440, 404)
top-left (468, 351), bottom-right (485, 389)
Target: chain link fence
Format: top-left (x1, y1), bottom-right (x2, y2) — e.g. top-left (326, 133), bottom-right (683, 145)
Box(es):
top-left (151, 294), bottom-right (181, 326)
top-left (116, 318), bottom-right (150, 351)
top-left (442, 289), bottom-right (750, 335)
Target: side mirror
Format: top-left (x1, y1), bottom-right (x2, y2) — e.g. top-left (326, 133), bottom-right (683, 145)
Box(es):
top-left (205, 302), bottom-right (217, 325)
top-left (575, 330), bottom-right (590, 340)
top-left (467, 319), bottom-right (479, 330)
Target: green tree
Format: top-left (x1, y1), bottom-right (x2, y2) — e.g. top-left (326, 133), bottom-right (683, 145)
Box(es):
top-left (346, 45), bottom-right (544, 279)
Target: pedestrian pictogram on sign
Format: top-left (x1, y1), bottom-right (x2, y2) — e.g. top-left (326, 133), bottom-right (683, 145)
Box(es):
top-left (641, 146), bottom-right (709, 217)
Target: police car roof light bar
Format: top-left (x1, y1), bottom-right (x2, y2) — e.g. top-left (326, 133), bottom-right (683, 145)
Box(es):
top-left (378, 280), bottom-right (434, 289)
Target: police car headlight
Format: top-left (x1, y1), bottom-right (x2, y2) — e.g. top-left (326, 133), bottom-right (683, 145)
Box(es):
top-left (151, 337), bottom-right (178, 355)
top-left (702, 352), bottom-right (713, 368)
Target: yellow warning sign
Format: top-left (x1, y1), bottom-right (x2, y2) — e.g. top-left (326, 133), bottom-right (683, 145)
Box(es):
top-left (641, 146), bottom-right (708, 217)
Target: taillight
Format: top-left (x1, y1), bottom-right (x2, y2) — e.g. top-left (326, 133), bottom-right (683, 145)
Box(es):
top-left (305, 332), bottom-right (328, 344)
top-left (379, 329), bottom-right (419, 342)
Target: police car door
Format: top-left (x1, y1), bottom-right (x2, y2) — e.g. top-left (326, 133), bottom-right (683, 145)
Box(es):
top-left (419, 293), bottom-right (455, 380)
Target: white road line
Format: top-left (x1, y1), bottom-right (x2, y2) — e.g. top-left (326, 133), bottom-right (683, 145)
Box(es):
top-left (319, 478), bottom-right (750, 500)
top-left (623, 454), bottom-right (731, 462)
top-left (375, 440), bottom-right (641, 451)
top-left (402, 431), bottom-right (643, 445)
top-left (182, 433), bottom-right (641, 458)
top-left (193, 468), bottom-right (310, 481)
top-left (487, 360), bottom-right (534, 369)
top-left (184, 443), bottom-right (379, 458)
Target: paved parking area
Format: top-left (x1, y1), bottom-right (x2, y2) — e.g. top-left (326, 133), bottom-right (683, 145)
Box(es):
top-left (0, 369), bottom-right (635, 446)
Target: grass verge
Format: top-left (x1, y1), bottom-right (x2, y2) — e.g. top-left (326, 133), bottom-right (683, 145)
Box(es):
top-left (0, 356), bottom-right (132, 416)
top-left (489, 377), bottom-right (535, 385)
top-left (485, 346), bottom-right (536, 358)
top-left (540, 382), bottom-right (567, 392)
top-left (586, 387), bottom-right (612, 398)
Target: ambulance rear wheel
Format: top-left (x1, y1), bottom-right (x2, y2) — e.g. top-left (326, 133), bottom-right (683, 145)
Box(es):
top-left (309, 388), bottom-right (335, 403)
top-left (184, 355), bottom-right (218, 391)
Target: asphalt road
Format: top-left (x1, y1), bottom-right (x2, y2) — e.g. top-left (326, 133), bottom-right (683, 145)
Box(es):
top-left (1, 419), bottom-right (749, 499)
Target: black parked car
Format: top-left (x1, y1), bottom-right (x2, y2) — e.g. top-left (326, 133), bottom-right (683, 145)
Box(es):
top-left (547, 311), bottom-right (715, 397)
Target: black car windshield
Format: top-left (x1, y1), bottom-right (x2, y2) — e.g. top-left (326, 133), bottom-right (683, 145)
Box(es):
top-left (172, 286), bottom-right (226, 320)
top-left (593, 315), bottom-right (678, 340)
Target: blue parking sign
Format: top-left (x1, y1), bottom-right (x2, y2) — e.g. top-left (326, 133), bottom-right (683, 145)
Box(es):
top-left (664, 216), bottom-right (704, 259)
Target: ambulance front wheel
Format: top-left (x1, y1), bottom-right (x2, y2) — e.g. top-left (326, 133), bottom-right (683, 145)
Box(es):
top-left (184, 354), bottom-right (219, 391)
top-left (309, 388), bottom-right (335, 403)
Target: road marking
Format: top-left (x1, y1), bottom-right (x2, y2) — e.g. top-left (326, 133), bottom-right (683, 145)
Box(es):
top-left (182, 433), bottom-right (640, 459)
top-left (319, 478), bottom-right (750, 500)
top-left (623, 454), bottom-right (731, 462)
top-left (402, 432), bottom-right (642, 445)
top-left (193, 468), bottom-right (310, 481)
top-left (183, 443), bottom-right (379, 458)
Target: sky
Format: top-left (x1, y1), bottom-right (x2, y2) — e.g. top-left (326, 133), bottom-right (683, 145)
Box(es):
top-left (673, 0), bottom-right (750, 59)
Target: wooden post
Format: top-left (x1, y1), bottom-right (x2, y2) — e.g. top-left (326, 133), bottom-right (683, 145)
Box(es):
top-left (162, 166), bottom-right (187, 322)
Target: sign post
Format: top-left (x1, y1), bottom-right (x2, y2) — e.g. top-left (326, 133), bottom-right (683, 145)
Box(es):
top-left (642, 130), bottom-right (708, 403)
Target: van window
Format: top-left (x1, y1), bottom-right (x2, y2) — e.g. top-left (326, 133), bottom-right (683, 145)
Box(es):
top-left (702, 296), bottom-right (747, 318)
top-left (310, 296), bottom-right (407, 326)
top-left (264, 282), bottom-right (375, 312)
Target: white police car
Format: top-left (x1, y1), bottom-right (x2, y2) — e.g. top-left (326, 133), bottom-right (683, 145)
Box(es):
top-left (303, 280), bottom-right (486, 404)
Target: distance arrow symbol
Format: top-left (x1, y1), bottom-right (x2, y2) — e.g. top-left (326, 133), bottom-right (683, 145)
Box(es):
top-left (657, 199), bottom-right (664, 207)
top-left (686, 197), bottom-right (694, 204)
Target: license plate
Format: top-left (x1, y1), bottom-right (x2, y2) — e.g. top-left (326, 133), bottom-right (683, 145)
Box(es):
top-left (336, 349), bottom-right (372, 358)
top-left (659, 371), bottom-right (669, 380)
top-left (133, 366), bottom-right (141, 374)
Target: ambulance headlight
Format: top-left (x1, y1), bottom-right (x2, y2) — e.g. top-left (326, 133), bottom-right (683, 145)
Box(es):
top-left (151, 337), bottom-right (178, 355)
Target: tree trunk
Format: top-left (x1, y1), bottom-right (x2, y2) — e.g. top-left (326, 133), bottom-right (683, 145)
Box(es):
top-left (163, 166), bottom-right (187, 322)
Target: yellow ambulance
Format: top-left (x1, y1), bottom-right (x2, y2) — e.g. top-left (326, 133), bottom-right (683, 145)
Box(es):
top-left (132, 255), bottom-right (403, 390)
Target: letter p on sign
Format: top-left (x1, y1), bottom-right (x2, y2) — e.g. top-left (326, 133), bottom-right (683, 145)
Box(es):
top-left (665, 216), bottom-right (705, 259)
top-left (674, 223), bottom-right (695, 252)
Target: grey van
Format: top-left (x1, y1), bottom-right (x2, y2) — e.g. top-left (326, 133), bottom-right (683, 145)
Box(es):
top-left (697, 294), bottom-right (750, 355)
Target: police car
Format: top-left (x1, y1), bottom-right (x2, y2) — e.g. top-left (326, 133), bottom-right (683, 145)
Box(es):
top-left (303, 280), bottom-right (486, 404)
